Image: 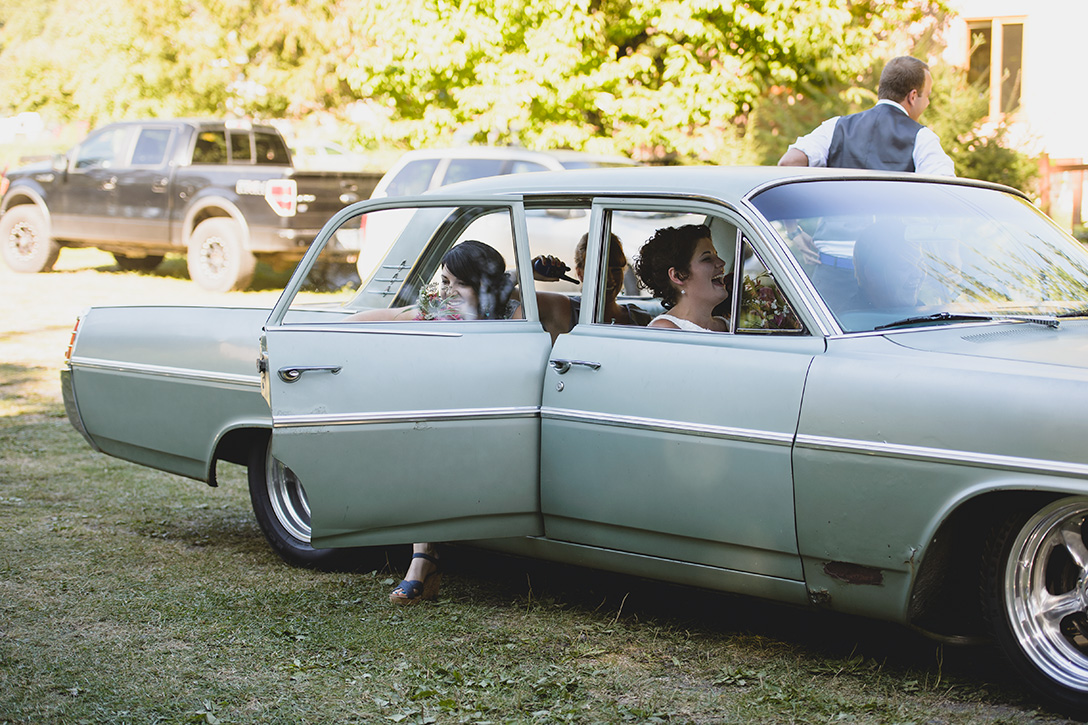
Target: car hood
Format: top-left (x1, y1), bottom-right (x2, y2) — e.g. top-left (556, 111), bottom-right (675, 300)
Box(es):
top-left (886, 319), bottom-right (1088, 369)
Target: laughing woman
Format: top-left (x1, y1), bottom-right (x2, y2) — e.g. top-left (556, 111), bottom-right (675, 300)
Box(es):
top-left (634, 224), bottom-right (730, 332)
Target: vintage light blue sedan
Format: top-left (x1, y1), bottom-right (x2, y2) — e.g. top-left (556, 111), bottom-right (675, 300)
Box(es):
top-left (61, 166), bottom-right (1088, 715)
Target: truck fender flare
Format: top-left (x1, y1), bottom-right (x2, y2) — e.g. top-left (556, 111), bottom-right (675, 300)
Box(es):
top-left (182, 197), bottom-right (251, 250)
top-left (1, 187), bottom-right (52, 234)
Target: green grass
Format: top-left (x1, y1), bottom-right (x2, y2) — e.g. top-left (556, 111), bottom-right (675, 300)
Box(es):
top-left (0, 254), bottom-right (1078, 723)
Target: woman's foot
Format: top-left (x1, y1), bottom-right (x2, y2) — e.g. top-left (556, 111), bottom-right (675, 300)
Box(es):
top-left (389, 550), bottom-right (441, 605)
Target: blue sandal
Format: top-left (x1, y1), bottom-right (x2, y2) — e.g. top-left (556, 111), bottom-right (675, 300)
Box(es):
top-left (389, 552), bottom-right (441, 605)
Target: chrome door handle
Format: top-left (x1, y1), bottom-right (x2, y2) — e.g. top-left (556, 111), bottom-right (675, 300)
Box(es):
top-left (278, 365), bottom-right (342, 383)
top-left (101, 176), bottom-right (117, 191)
top-left (549, 359), bottom-right (601, 374)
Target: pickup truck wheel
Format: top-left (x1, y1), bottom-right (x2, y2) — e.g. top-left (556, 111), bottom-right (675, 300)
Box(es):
top-left (0, 205), bottom-right (60, 273)
top-left (248, 438), bottom-right (361, 570)
top-left (187, 218), bottom-right (255, 292)
top-left (982, 497), bottom-right (1088, 718)
top-left (113, 253), bottom-right (164, 272)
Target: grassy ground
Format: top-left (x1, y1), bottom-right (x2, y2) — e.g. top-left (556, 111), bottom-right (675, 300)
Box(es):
top-left (0, 249), bottom-right (1078, 723)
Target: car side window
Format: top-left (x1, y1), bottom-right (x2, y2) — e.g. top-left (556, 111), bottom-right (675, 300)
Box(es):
top-left (192, 131), bottom-right (228, 164)
top-left (131, 128), bottom-right (172, 166)
top-left (383, 160), bottom-right (440, 197)
top-left (74, 127), bottom-right (130, 170)
top-left (229, 131), bottom-right (253, 163)
top-left (280, 204), bottom-right (523, 325)
top-left (736, 237), bottom-right (803, 333)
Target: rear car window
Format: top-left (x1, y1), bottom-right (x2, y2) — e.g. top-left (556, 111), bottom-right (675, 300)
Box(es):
top-left (443, 158), bottom-right (507, 186)
top-left (254, 132), bottom-right (290, 164)
top-left (384, 159), bottom-right (440, 197)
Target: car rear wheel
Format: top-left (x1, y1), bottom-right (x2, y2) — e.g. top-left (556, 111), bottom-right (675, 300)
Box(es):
top-left (247, 437), bottom-right (371, 570)
top-left (113, 253), bottom-right (164, 272)
top-left (187, 218), bottom-right (255, 292)
top-left (982, 497), bottom-right (1088, 717)
top-left (0, 205), bottom-right (60, 273)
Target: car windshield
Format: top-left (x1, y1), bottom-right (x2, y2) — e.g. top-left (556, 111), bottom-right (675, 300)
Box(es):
top-left (751, 179), bottom-right (1088, 332)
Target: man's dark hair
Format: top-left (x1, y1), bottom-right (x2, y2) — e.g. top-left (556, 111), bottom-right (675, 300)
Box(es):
top-left (877, 56), bottom-right (929, 102)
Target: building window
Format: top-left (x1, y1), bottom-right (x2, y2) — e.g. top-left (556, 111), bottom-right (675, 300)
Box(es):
top-left (967, 17), bottom-right (1024, 118)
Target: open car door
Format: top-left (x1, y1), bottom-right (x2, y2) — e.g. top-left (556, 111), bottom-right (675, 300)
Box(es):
top-left (262, 197), bottom-right (550, 549)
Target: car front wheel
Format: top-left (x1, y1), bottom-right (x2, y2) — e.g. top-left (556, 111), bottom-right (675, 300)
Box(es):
top-left (247, 437), bottom-right (371, 570)
top-left (983, 496), bottom-right (1088, 717)
top-left (0, 205), bottom-right (60, 273)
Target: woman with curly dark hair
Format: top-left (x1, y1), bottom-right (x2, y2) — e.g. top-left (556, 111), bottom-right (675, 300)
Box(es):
top-left (345, 240), bottom-right (516, 322)
top-left (634, 224), bottom-right (730, 332)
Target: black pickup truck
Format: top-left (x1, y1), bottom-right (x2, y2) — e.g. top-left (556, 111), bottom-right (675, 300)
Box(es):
top-left (0, 119), bottom-right (383, 291)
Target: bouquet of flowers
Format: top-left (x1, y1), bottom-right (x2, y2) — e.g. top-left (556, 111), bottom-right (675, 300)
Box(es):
top-left (738, 273), bottom-right (800, 330)
top-left (414, 282), bottom-right (463, 320)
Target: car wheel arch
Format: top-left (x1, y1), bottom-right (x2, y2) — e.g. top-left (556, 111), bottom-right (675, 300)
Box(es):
top-left (2, 191), bottom-right (51, 229)
top-left (207, 424), bottom-right (271, 487)
top-left (182, 198), bottom-right (250, 249)
top-left (908, 488), bottom-right (1068, 639)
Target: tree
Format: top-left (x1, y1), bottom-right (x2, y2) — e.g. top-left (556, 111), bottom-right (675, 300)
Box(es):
top-left (0, 0), bottom-right (361, 125)
top-left (342, 0), bottom-right (948, 162)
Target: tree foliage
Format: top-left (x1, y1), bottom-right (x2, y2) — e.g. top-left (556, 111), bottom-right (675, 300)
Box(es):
top-left (344, 0), bottom-right (947, 162)
top-left (0, 0), bottom-right (1036, 189)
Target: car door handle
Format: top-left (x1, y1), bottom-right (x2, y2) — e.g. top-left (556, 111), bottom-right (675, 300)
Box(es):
top-left (549, 359), bottom-right (601, 374)
top-left (101, 176), bottom-right (117, 191)
top-left (151, 177), bottom-right (169, 193)
top-left (278, 365), bottom-right (343, 383)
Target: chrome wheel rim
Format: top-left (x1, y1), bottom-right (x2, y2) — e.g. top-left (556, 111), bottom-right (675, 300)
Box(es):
top-left (265, 449), bottom-right (312, 543)
top-left (199, 236), bottom-right (227, 278)
top-left (1007, 498), bottom-right (1088, 690)
top-left (9, 221), bottom-right (38, 258)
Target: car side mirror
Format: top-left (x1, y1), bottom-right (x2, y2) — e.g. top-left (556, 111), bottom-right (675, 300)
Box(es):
top-left (51, 153), bottom-right (69, 174)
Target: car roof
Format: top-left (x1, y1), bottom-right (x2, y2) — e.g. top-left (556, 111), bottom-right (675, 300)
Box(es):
top-left (433, 164), bottom-right (1000, 202)
top-left (391, 145), bottom-right (636, 168)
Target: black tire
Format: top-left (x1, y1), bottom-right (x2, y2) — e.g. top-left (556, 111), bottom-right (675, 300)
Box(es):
top-left (186, 218), bottom-right (255, 292)
top-left (982, 496), bottom-right (1088, 717)
top-left (113, 253), bottom-right (164, 272)
top-left (0, 205), bottom-right (60, 273)
top-left (247, 436), bottom-right (371, 570)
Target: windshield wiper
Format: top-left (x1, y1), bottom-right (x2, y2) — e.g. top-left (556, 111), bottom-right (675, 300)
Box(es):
top-left (1056, 308), bottom-right (1088, 319)
top-left (874, 312), bottom-right (996, 331)
top-left (874, 312), bottom-right (1060, 331)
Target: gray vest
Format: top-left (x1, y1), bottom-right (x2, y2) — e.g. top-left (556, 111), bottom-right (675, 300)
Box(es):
top-left (827, 104), bottom-right (923, 172)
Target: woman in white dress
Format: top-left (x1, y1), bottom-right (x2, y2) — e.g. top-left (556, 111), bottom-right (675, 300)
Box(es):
top-left (634, 224), bottom-right (730, 332)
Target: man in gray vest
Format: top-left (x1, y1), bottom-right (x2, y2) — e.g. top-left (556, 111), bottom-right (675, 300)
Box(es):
top-left (777, 56), bottom-right (954, 307)
top-left (778, 55), bottom-right (954, 175)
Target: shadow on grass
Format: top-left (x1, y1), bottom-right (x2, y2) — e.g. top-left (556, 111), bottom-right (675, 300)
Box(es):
top-left (429, 545), bottom-right (1035, 710)
top-left (0, 361), bottom-right (65, 419)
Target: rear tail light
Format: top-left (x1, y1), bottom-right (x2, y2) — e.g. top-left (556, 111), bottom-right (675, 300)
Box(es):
top-left (64, 318), bottom-right (81, 364)
top-left (264, 179), bottom-right (298, 217)
top-left (0, 168), bottom-right (9, 198)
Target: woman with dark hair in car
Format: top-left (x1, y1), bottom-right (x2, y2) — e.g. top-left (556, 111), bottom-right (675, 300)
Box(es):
top-left (635, 224), bottom-right (730, 332)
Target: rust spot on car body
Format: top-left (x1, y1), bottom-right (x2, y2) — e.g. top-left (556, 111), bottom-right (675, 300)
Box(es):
top-left (823, 561), bottom-right (884, 586)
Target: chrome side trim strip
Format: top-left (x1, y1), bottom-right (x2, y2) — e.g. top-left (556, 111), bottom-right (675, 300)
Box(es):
top-left (274, 406), bottom-right (540, 429)
top-left (541, 406), bottom-right (794, 446)
top-left (796, 434), bottom-right (1088, 479)
top-left (267, 324), bottom-right (463, 337)
top-left (68, 357), bottom-right (261, 388)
